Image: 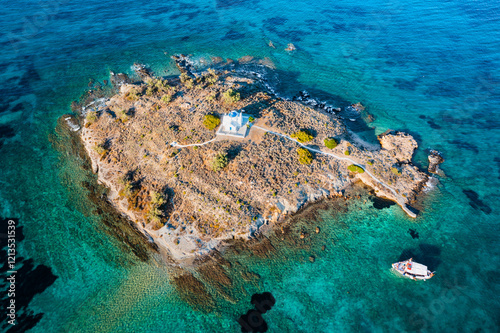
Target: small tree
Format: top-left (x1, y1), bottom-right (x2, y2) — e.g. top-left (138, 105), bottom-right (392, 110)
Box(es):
top-left (297, 148), bottom-right (313, 165)
top-left (222, 88), bottom-right (240, 104)
top-left (249, 116), bottom-right (255, 123)
top-left (212, 152), bottom-right (229, 171)
top-left (324, 137), bottom-right (338, 149)
top-left (291, 130), bottom-right (314, 143)
top-left (203, 114), bottom-right (221, 130)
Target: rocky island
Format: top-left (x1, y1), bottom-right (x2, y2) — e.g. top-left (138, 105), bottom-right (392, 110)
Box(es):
top-left (68, 56), bottom-right (429, 262)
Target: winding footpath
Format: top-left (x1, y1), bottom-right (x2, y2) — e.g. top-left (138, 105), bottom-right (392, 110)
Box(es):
top-left (253, 126), bottom-right (416, 218)
top-left (170, 138), bottom-right (217, 148)
top-left (170, 125), bottom-right (417, 218)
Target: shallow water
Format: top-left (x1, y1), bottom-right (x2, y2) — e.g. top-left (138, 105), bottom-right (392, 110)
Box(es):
top-left (0, 0), bottom-right (499, 332)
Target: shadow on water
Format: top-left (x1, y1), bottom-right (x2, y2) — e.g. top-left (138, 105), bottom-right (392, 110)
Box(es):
top-left (238, 292), bottom-right (276, 332)
top-left (463, 189), bottom-right (492, 214)
top-left (371, 196), bottom-right (396, 210)
top-left (398, 243), bottom-right (441, 271)
top-left (0, 219), bottom-right (58, 333)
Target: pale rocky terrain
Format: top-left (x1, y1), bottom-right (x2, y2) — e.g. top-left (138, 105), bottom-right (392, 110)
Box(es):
top-left (74, 58), bottom-right (429, 262)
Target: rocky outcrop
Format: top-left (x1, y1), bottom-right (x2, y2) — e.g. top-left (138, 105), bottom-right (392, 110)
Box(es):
top-left (428, 150), bottom-right (444, 174)
top-left (378, 131), bottom-right (418, 162)
top-left (109, 71), bottom-right (131, 87)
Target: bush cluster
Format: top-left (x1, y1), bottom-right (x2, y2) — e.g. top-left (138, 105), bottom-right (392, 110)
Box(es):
top-left (161, 94), bottom-right (172, 104)
top-left (291, 130), bottom-right (314, 143)
top-left (203, 114), bottom-right (221, 130)
top-left (297, 148), bottom-right (313, 165)
top-left (222, 88), bottom-right (240, 104)
top-left (125, 88), bottom-right (141, 101)
top-left (205, 68), bottom-right (218, 85)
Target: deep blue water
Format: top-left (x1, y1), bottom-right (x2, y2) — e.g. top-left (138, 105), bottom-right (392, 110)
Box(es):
top-left (0, 0), bottom-right (499, 332)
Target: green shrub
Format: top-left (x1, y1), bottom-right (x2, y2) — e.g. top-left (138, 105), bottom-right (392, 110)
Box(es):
top-left (367, 160), bottom-right (373, 165)
top-left (161, 94), bottom-right (172, 104)
top-left (117, 109), bottom-right (129, 122)
top-left (205, 68), bottom-right (218, 85)
top-left (92, 143), bottom-right (107, 156)
top-left (212, 152), bottom-right (229, 171)
top-left (347, 164), bottom-right (364, 173)
top-left (297, 148), bottom-right (313, 165)
top-left (150, 191), bottom-right (166, 207)
top-left (86, 111), bottom-right (98, 124)
top-left (291, 130), bottom-right (314, 143)
top-left (344, 150), bottom-right (350, 156)
top-left (391, 167), bottom-right (402, 175)
top-left (222, 88), bottom-right (240, 104)
top-left (152, 78), bottom-right (170, 91)
top-left (324, 137), bottom-right (338, 149)
top-left (184, 79), bottom-right (194, 89)
top-left (203, 114), bottom-right (221, 130)
top-left (147, 206), bottom-right (162, 224)
top-left (146, 87), bottom-right (155, 96)
top-left (249, 116), bottom-right (255, 123)
top-left (180, 72), bottom-right (190, 83)
top-left (125, 88), bottom-right (140, 101)
top-left (118, 176), bottom-right (134, 198)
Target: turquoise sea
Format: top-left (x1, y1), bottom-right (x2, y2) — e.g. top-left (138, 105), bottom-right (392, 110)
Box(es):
top-left (0, 0), bottom-right (499, 332)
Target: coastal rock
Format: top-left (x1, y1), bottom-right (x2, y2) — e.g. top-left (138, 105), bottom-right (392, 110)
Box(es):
top-left (109, 71), bottom-right (131, 87)
top-left (378, 131), bottom-right (418, 162)
top-left (428, 150), bottom-right (444, 174)
top-left (132, 63), bottom-right (154, 81)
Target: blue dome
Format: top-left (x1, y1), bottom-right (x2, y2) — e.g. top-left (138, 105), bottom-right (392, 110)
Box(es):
top-left (229, 111), bottom-right (238, 117)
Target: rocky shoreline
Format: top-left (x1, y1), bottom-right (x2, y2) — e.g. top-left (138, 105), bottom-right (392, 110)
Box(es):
top-left (60, 55), bottom-right (435, 263)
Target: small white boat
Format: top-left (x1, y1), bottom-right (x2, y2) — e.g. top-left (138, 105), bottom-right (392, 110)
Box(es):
top-left (392, 258), bottom-right (434, 281)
